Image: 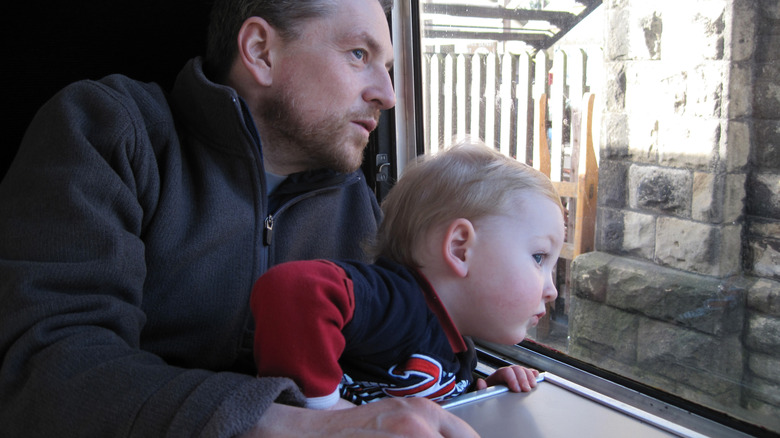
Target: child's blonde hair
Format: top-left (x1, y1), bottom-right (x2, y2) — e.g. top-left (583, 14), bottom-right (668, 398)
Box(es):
top-left (374, 139), bottom-right (563, 267)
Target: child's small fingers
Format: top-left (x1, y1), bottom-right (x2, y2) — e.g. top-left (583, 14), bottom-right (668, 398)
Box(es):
top-left (524, 368), bottom-right (538, 388)
top-left (510, 367), bottom-right (534, 391)
top-left (499, 368), bottom-right (522, 392)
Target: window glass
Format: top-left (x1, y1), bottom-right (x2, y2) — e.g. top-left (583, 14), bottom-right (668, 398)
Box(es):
top-left (414, 0), bottom-right (780, 433)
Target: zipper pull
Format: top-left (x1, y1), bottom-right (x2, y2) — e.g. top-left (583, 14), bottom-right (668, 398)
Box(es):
top-left (264, 215), bottom-right (274, 246)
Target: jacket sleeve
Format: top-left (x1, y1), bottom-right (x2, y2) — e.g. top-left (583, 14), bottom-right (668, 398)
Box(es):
top-left (251, 260), bottom-right (355, 408)
top-left (0, 80), bottom-right (304, 438)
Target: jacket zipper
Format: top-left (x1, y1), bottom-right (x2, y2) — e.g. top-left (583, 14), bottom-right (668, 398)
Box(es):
top-left (261, 173), bottom-right (361, 249)
top-left (263, 215), bottom-right (274, 246)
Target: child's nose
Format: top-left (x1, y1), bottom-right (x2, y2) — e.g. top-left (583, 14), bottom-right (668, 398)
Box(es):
top-left (543, 273), bottom-right (558, 303)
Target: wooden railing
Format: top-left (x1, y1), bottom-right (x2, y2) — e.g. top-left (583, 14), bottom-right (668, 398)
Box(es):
top-left (535, 92), bottom-right (598, 261)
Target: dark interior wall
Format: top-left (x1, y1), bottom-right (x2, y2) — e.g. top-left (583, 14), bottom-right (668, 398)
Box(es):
top-left (1, 1), bottom-right (213, 180)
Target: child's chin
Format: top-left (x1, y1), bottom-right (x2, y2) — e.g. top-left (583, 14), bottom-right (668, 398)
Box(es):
top-left (486, 328), bottom-right (527, 345)
top-left (507, 331), bottom-right (528, 345)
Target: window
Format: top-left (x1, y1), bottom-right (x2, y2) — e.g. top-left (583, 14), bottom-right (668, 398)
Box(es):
top-left (393, 0), bottom-right (780, 435)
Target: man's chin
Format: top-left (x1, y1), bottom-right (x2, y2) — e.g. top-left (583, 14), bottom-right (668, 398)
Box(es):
top-left (337, 141), bottom-right (369, 173)
top-left (318, 153), bottom-right (364, 174)
top-left (308, 134), bottom-right (368, 173)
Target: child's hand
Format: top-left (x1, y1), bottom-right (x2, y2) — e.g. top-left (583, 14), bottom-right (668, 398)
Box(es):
top-left (475, 365), bottom-right (540, 392)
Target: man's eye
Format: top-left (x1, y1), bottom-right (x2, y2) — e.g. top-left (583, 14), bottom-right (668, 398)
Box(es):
top-left (533, 254), bottom-right (545, 265)
top-left (352, 49), bottom-right (365, 60)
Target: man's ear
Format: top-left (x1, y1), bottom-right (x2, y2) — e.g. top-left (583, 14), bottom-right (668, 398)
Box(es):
top-left (442, 218), bottom-right (476, 278)
top-left (236, 16), bottom-right (276, 86)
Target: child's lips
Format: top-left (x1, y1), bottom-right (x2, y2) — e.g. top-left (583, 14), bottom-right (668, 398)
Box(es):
top-left (530, 311), bottom-right (546, 327)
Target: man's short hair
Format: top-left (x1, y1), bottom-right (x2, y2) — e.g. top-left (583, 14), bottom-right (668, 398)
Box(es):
top-left (374, 138), bottom-right (563, 268)
top-left (205, 0), bottom-right (394, 82)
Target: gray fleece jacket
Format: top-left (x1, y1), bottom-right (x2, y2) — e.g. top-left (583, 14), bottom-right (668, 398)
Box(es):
top-left (0, 57), bottom-right (381, 437)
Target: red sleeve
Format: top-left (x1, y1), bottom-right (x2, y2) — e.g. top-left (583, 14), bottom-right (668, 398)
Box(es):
top-left (250, 260), bottom-right (355, 398)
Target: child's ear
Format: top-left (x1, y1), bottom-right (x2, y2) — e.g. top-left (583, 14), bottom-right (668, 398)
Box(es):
top-left (442, 218), bottom-right (476, 278)
top-left (237, 16), bottom-right (276, 86)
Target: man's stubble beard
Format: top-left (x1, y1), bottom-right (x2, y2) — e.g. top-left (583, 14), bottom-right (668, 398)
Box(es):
top-left (259, 88), bottom-right (376, 174)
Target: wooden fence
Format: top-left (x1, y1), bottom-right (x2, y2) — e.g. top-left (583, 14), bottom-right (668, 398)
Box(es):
top-left (421, 48), bottom-right (600, 163)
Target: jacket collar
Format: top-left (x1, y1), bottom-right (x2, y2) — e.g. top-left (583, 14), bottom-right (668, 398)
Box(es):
top-left (171, 57), bottom-right (258, 157)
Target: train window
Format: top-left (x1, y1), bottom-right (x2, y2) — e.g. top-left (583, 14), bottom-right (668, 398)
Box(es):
top-left (393, 0), bottom-right (780, 435)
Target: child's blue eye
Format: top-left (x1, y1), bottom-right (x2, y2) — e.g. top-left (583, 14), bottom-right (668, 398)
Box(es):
top-left (352, 49), bottom-right (365, 60)
top-left (533, 254), bottom-right (545, 265)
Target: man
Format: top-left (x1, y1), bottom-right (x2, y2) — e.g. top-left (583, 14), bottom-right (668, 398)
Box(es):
top-left (0, 0), bottom-right (477, 436)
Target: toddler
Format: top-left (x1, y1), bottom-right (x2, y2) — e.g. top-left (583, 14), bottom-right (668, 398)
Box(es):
top-left (251, 140), bottom-right (565, 409)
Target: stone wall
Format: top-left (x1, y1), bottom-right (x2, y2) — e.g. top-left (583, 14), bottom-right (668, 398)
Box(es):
top-left (570, 0), bottom-right (780, 432)
top-left (570, 253), bottom-right (779, 427)
top-left (744, 0), bottom-right (780, 424)
top-left (747, 1), bottom-right (780, 281)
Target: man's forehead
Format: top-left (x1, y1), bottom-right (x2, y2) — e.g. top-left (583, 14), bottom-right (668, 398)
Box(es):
top-left (326, 0), bottom-right (391, 36)
top-left (313, 0), bottom-right (394, 65)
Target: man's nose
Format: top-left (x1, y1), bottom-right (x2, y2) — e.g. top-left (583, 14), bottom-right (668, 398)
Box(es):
top-left (364, 68), bottom-right (396, 110)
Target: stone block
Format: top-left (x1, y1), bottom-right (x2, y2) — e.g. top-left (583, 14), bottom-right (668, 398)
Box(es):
top-left (725, 63), bottom-right (753, 119)
top-left (604, 5), bottom-right (630, 61)
top-left (754, 62), bottom-right (780, 119)
top-left (596, 208), bottom-right (624, 253)
top-left (730, 0), bottom-right (758, 63)
top-left (749, 216), bottom-right (780, 241)
top-left (722, 120), bottom-right (751, 172)
top-left (724, 173), bottom-right (747, 223)
top-left (570, 251), bottom-right (613, 302)
top-left (602, 113), bottom-right (630, 159)
top-left (745, 376), bottom-right (780, 414)
top-left (664, 2), bottom-right (728, 63)
top-left (655, 218), bottom-right (741, 276)
top-left (637, 320), bottom-right (743, 399)
top-left (692, 172), bottom-right (746, 224)
top-left (621, 211), bottom-right (655, 259)
top-left (658, 118), bottom-right (722, 170)
top-left (746, 313), bottom-right (780, 355)
top-left (748, 352), bottom-right (780, 384)
top-left (569, 296), bottom-right (638, 365)
top-left (747, 277), bottom-right (780, 316)
top-left (626, 116), bottom-right (660, 164)
top-left (758, 0), bottom-right (780, 20)
top-left (756, 32), bottom-right (780, 64)
top-left (753, 120), bottom-right (780, 171)
top-left (640, 11), bottom-right (662, 60)
top-left (692, 172), bottom-right (718, 222)
top-left (625, 62), bottom-right (681, 107)
top-left (598, 160), bottom-right (628, 208)
top-left (571, 252), bottom-right (745, 335)
top-left (747, 173), bottom-right (780, 217)
top-left (605, 257), bottom-right (744, 335)
top-left (628, 165), bottom-right (692, 216)
top-left (743, 392), bottom-right (780, 435)
top-left (603, 0), bottom-right (628, 11)
top-left (604, 63), bottom-right (627, 112)
top-left (667, 63), bottom-right (727, 118)
top-left (618, 4), bottom-right (663, 61)
top-left (749, 237), bottom-right (780, 281)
